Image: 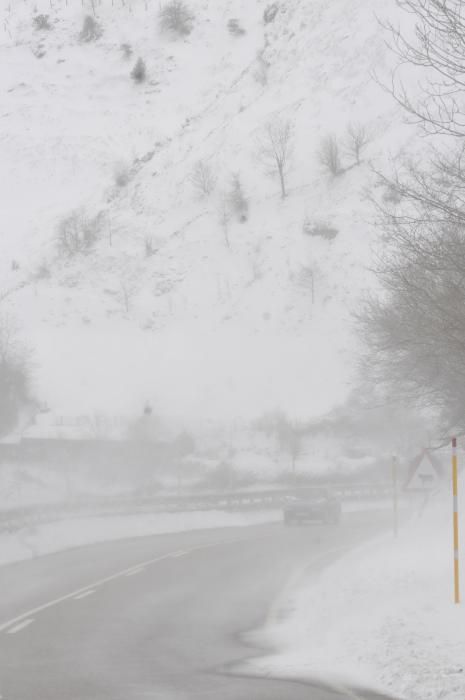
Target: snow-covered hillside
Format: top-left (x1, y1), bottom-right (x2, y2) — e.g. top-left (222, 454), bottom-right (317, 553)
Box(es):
top-left (1, 0), bottom-right (408, 427)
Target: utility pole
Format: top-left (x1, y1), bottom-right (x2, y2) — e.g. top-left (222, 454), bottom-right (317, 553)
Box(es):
top-left (452, 437), bottom-right (460, 604)
top-left (392, 454), bottom-right (399, 539)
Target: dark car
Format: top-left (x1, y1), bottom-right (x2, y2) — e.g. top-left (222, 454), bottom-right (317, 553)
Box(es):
top-left (283, 488), bottom-right (341, 525)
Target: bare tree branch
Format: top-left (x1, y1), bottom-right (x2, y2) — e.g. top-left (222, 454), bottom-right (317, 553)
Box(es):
top-left (318, 134), bottom-right (342, 176)
top-left (345, 122), bottom-right (370, 165)
top-left (190, 160), bottom-right (216, 198)
top-left (257, 119), bottom-right (294, 199)
top-left (380, 0), bottom-right (465, 137)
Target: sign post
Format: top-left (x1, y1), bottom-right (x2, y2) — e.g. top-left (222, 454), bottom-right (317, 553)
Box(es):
top-left (452, 437), bottom-right (460, 604)
top-left (392, 454), bottom-right (399, 539)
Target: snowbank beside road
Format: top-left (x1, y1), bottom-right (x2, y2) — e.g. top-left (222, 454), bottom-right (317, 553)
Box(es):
top-left (249, 489), bottom-right (465, 700)
top-left (0, 509), bottom-right (280, 568)
top-left (0, 498), bottom-right (394, 569)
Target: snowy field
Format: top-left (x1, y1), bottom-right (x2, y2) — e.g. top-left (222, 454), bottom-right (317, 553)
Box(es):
top-left (248, 487), bottom-right (465, 700)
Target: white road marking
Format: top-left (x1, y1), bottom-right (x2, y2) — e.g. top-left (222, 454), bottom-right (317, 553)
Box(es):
top-left (73, 589), bottom-right (96, 600)
top-left (0, 549), bottom-right (195, 633)
top-left (125, 568), bottom-right (145, 577)
top-left (6, 618), bottom-right (34, 634)
top-left (0, 530), bottom-right (327, 637)
top-left (0, 538), bottom-right (255, 633)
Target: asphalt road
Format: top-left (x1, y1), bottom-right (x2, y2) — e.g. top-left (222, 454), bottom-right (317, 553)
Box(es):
top-left (0, 512), bottom-right (398, 700)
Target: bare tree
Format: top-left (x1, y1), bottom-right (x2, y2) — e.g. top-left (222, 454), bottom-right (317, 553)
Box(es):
top-left (159, 1), bottom-right (193, 37)
top-left (360, 217), bottom-right (465, 427)
top-left (381, 0), bottom-right (465, 138)
top-left (373, 0), bottom-right (465, 239)
top-left (79, 15), bottom-right (102, 42)
top-left (33, 14), bottom-right (52, 30)
top-left (57, 210), bottom-right (102, 257)
top-left (254, 411), bottom-right (305, 473)
top-left (257, 119), bottom-right (293, 199)
top-left (190, 160), bottom-right (216, 198)
top-left (263, 3), bottom-right (279, 25)
top-left (218, 193), bottom-right (231, 248)
top-left (145, 236), bottom-right (155, 257)
top-left (374, 1), bottom-right (465, 243)
top-left (117, 279), bottom-right (138, 313)
top-left (0, 315), bottom-right (34, 436)
top-left (170, 431), bottom-right (196, 493)
top-left (361, 2), bottom-right (465, 428)
top-left (228, 174), bottom-right (249, 222)
top-left (345, 122), bottom-right (370, 165)
top-left (318, 134), bottom-right (342, 175)
top-left (280, 424), bottom-right (304, 474)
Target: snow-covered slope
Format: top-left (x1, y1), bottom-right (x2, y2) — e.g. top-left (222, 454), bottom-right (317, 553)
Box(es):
top-left (1, 0), bottom-right (407, 426)
top-left (247, 482), bottom-right (465, 700)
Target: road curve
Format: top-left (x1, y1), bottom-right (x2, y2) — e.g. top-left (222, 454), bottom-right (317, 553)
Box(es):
top-left (0, 512), bottom-right (397, 700)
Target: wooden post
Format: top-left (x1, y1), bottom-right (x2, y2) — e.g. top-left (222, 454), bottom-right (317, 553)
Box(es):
top-left (452, 437), bottom-right (460, 604)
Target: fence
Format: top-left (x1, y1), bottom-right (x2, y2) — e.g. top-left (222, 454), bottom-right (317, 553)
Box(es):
top-left (0, 482), bottom-right (393, 533)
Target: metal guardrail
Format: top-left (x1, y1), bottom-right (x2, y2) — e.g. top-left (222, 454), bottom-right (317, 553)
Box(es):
top-left (0, 482), bottom-right (393, 533)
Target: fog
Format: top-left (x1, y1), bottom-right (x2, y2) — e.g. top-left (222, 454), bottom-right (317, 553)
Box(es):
top-left (1, 0), bottom-right (465, 699)
top-left (30, 325), bottom-right (351, 423)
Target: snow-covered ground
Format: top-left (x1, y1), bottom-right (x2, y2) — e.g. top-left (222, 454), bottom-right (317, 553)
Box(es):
top-left (0, 508), bottom-right (280, 568)
top-left (248, 487), bottom-right (465, 700)
top-left (0, 495), bottom-right (394, 570)
top-left (0, 0), bottom-right (431, 484)
top-left (0, 0), bottom-right (410, 429)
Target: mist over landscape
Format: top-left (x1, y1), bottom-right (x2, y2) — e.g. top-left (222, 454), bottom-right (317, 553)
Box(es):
top-left (1, 1), bottom-right (465, 699)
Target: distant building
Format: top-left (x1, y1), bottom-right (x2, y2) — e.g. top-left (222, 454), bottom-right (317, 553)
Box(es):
top-left (0, 412), bottom-right (146, 467)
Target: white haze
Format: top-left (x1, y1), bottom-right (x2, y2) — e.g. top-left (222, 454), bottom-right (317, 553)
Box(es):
top-left (32, 325), bottom-right (351, 423)
top-left (2, 3), bottom-right (463, 700)
top-left (0, 0), bottom-right (405, 429)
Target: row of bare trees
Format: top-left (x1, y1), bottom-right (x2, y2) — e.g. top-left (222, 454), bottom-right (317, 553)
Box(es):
top-left (41, 3), bottom-right (194, 42)
top-left (319, 124), bottom-right (370, 175)
top-left (190, 119), bottom-right (370, 208)
top-left (362, 0), bottom-right (465, 428)
top-left (257, 119), bottom-right (294, 199)
top-left (190, 120), bottom-right (294, 202)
